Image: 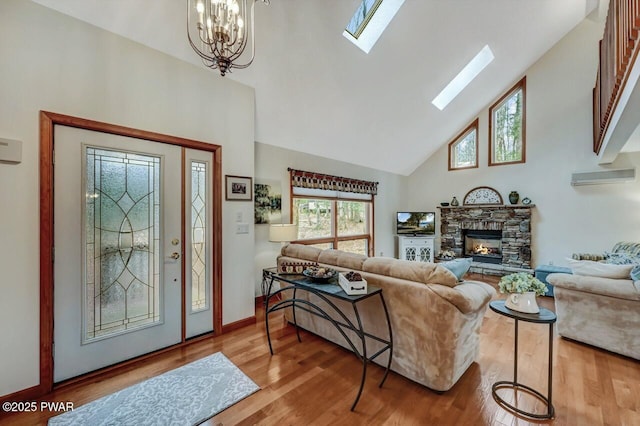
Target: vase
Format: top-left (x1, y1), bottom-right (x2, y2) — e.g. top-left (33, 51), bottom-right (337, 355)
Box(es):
top-left (509, 191), bottom-right (519, 205)
top-left (505, 291), bottom-right (539, 313)
top-left (451, 196), bottom-right (459, 206)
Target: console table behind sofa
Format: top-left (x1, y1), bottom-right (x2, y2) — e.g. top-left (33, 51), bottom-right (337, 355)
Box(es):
top-left (276, 243), bottom-right (496, 392)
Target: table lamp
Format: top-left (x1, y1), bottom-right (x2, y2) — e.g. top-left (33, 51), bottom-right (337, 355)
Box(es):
top-left (269, 223), bottom-right (298, 246)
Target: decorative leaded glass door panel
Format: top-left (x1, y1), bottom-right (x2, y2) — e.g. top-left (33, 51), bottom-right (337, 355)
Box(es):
top-left (53, 125), bottom-right (182, 382)
top-left (185, 149), bottom-right (214, 338)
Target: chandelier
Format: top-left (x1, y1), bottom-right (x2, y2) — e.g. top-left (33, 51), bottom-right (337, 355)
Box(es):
top-left (187, 0), bottom-right (269, 77)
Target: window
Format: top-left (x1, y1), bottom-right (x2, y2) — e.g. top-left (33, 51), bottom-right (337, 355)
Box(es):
top-left (289, 169), bottom-right (376, 256)
top-left (432, 45), bottom-right (494, 111)
top-left (489, 77), bottom-right (526, 166)
top-left (190, 160), bottom-right (209, 313)
top-left (83, 147), bottom-right (161, 342)
top-left (342, 0), bottom-right (405, 54)
top-left (345, 0), bottom-right (383, 39)
top-left (448, 118), bottom-right (478, 170)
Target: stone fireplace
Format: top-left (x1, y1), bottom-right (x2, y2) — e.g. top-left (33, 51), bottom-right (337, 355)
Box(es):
top-left (438, 205), bottom-right (533, 271)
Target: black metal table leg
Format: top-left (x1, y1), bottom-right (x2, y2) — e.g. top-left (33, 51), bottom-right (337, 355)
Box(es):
top-left (261, 268), bottom-right (393, 412)
top-left (264, 275), bottom-right (276, 355)
top-left (292, 287), bottom-right (302, 343)
top-left (379, 294), bottom-right (393, 388)
top-left (350, 304), bottom-right (367, 411)
top-left (489, 300), bottom-right (556, 420)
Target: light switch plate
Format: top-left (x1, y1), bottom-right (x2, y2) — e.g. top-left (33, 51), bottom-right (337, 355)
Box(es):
top-left (236, 223), bottom-right (249, 234)
top-left (0, 138), bottom-right (22, 164)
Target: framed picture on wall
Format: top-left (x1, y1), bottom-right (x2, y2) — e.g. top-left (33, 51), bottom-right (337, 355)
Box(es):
top-left (254, 179), bottom-right (282, 224)
top-left (225, 175), bottom-right (253, 201)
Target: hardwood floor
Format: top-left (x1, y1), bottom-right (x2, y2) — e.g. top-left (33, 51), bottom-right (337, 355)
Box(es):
top-left (2, 273), bottom-right (639, 425)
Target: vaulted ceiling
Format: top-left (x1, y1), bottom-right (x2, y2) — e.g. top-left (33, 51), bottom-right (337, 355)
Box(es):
top-left (32, 0), bottom-right (600, 175)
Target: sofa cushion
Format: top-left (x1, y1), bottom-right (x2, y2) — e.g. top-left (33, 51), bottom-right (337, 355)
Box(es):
top-left (281, 244), bottom-right (322, 262)
top-left (547, 273), bottom-right (640, 301)
top-left (318, 249), bottom-right (367, 271)
top-left (567, 258), bottom-right (634, 279)
top-left (439, 258), bottom-right (472, 282)
top-left (428, 281), bottom-right (496, 314)
top-left (362, 257), bottom-right (458, 287)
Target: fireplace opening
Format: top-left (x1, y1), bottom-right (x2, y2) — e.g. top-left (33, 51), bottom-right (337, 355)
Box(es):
top-left (463, 229), bottom-right (502, 264)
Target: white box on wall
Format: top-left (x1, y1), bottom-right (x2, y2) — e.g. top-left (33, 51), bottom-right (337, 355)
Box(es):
top-left (0, 138), bottom-right (22, 164)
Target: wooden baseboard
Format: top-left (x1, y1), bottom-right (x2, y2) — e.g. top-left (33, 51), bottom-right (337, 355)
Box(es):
top-left (0, 383), bottom-right (46, 405)
top-left (221, 316), bottom-right (256, 334)
top-left (1, 312), bottom-right (258, 403)
top-left (255, 294), bottom-right (281, 308)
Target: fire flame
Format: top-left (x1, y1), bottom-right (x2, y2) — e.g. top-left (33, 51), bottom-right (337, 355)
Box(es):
top-left (474, 244), bottom-right (490, 254)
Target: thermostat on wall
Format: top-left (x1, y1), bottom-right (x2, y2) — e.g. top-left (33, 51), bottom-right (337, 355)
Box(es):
top-left (0, 138), bottom-right (22, 164)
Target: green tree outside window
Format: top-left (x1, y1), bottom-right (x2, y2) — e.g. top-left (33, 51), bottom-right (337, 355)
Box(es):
top-left (490, 77), bottom-right (526, 166)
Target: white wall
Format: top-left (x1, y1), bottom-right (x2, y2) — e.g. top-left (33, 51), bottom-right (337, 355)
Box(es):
top-left (408, 18), bottom-right (640, 265)
top-left (0, 0), bottom-right (255, 396)
top-left (254, 142), bottom-right (407, 295)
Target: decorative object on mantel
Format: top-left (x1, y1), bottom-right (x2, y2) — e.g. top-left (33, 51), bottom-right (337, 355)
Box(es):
top-left (498, 272), bottom-right (547, 313)
top-left (522, 197), bottom-right (532, 205)
top-left (440, 202), bottom-right (450, 207)
top-left (187, 0), bottom-right (270, 77)
top-left (450, 196), bottom-right (459, 206)
top-left (508, 191), bottom-right (520, 205)
top-left (463, 186), bottom-right (503, 205)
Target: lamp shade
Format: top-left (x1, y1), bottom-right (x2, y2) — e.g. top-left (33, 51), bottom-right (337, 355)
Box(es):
top-left (269, 224), bottom-right (298, 243)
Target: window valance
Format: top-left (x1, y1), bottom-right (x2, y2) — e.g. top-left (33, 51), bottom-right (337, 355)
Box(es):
top-left (288, 168), bottom-right (378, 196)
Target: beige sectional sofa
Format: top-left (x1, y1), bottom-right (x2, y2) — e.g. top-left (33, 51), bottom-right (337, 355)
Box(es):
top-left (548, 272), bottom-right (640, 360)
top-left (275, 244), bottom-right (496, 392)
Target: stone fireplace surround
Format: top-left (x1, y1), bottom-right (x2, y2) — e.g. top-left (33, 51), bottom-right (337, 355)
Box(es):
top-left (438, 205), bottom-right (534, 272)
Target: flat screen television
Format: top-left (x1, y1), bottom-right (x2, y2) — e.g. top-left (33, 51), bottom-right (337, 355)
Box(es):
top-left (396, 212), bottom-right (436, 235)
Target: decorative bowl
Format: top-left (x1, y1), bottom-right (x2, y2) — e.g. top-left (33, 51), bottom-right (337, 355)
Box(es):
top-left (440, 202), bottom-right (450, 207)
top-left (303, 267), bottom-right (337, 283)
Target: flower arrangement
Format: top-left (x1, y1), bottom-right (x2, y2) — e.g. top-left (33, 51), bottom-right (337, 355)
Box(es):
top-left (498, 272), bottom-right (547, 296)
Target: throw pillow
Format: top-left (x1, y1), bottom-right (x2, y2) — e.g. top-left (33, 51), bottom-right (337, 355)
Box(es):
top-left (604, 252), bottom-right (640, 265)
top-left (631, 265), bottom-right (640, 282)
top-left (567, 258), bottom-right (634, 279)
top-left (439, 257), bottom-right (473, 282)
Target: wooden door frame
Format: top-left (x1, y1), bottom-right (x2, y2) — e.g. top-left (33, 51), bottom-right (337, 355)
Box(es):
top-left (39, 111), bottom-right (223, 394)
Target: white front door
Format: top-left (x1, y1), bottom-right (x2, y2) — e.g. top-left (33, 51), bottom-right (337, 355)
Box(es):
top-left (53, 125), bottom-right (183, 382)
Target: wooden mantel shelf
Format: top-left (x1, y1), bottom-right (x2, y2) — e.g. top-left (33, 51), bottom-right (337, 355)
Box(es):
top-left (437, 204), bottom-right (536, 209)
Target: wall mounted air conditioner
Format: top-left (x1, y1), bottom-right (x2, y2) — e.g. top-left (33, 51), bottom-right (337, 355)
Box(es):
top-left (570, 168), bottom-right (636, 186)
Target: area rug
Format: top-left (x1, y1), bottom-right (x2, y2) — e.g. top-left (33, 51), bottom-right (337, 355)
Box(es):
top-left (48, 352), bottom-right (259, 426)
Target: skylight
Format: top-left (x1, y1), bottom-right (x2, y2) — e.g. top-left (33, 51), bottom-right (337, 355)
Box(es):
top-left (432, 45), bottom-right (495, 111)
top-left (343, 0), bottom-right (406, 54)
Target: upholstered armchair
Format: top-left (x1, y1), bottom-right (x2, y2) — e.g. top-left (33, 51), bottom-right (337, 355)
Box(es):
top-left (548, 241), bottom-right (640, 360)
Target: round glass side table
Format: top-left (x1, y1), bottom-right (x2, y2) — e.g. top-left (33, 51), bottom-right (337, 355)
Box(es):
top-left (490, 300), bottom-right (557, 420)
